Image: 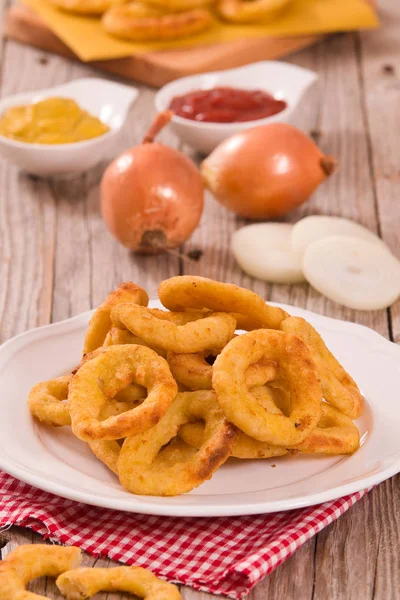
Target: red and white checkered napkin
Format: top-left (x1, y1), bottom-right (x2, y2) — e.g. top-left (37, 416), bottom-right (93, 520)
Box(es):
top-left (0, 471), bottom-right (368, 598)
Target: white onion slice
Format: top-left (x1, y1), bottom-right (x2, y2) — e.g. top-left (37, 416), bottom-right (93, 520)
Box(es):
top-left (303, 235), bottom-right (400, 310)
top-left (292, 215), bottom-right (388, 258)
top-left (231, 223), bottom-right (305, 284)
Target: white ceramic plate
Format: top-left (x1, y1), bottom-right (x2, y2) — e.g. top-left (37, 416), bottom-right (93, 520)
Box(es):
top-left (0, 301), bottom-right (399, 517)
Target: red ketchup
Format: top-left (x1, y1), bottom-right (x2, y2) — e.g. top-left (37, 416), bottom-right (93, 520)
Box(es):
top-left (169, 87), bottom-right (287, 123)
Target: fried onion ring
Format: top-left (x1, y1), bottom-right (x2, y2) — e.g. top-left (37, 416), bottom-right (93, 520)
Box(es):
top-left (102, 3), bottom-right (213, 42)
top-left (87, 440), bottom-right (121, 474)
top-left (117, 390), bottom-right (238, 495)
top-left (158, 276), bottom-right (288, 330)
top-left (179, 421), bottom-right (287, 460)
top-left (142, 0), bottom-right (214, 10)
top-left (280, 316), bottom-right (363, 419)
top-left (49, 0), bottom-right (128, 15)
top-left (103, 326), bottom-right (167, 358)
top-left (291, 404), bottom-right (360, 455)
top-left (111, 303), bottom-right (236, 353)
top-left (28, 375), bottom-right (71, 427)
top-left (69, 344), bottom-right (177, 441)
top-left (28, 359), bottom-right (147, 430)
top-left (57, 565), bottom-right (181, 599)
top-left (167, 351), bottom-right (277, 390)
top-left (216, 0), bottom-right (291, 23)
top-left (0, 545), bottom-right (82, 600)
top-left (179, 384), bottom-right (288, 459)
top-left (213, 330), bottom-right (322, 445)
top-left (83, 282), bottom-right (149, 355)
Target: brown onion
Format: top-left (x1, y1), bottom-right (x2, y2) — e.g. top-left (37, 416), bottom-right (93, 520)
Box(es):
top-left (101, 111), bottom-right (204, 254)
top-left (200, 123), bottom-right (337, 220)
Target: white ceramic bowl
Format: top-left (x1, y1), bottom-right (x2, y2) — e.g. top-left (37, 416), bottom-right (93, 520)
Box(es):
top-left (155, 61), bottom-right (318, 155)
top-left (0, 78), bottom-right (138, 177)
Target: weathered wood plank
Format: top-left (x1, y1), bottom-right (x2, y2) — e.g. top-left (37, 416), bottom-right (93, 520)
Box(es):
top-left (357, 1), bottom-right (400, 597)
top-left (0, 43), bottom-right (61, 341)
top-left (358, 0), bottom-right (400, 341)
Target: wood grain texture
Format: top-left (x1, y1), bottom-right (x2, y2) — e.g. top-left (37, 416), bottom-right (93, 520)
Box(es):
top-left (1, 0), bottom-right (399, 598)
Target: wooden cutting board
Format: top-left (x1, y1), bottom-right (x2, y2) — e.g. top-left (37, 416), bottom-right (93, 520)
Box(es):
top-left (4, 3), bottom-right (376, 88)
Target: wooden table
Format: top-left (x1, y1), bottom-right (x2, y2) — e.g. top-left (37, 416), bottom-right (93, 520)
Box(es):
top-left (1, 0), bottom-right (400, 597)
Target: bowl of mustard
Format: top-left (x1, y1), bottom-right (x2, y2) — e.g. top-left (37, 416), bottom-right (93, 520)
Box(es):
top-left (0, 78), bottom-right (138, 176)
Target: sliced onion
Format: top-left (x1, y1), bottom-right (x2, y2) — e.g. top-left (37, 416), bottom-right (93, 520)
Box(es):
top-left (292, 216), bottom-right (388, 258)
top-left (303, 235), bottom-right (400, 310)
top-left (231, 223), bottom-right (305, 284)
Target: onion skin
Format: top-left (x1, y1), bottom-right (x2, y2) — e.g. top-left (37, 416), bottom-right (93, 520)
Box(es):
top-left (101, 141), bottom-right (204, 254)
top-left (200, 123), bottom-right (337, 220)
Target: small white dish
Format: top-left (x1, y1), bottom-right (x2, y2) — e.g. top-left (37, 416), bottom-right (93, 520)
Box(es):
top-left (0, 300), bottom-right (399, 517)
top-left (0, 78), bottom-right (138, 176)
top-left (155, 61), bottom-right (318, 155)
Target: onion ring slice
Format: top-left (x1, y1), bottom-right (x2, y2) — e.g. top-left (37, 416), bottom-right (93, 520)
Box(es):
top-left (103, 326), bottom-right (167, 358)
top-left (57, 565), bottom-right (181, 599)
top-left (167, 350), bottom-right (277, 390)
top-left (83, 282), bottom-right (149, 355)
top-left (49, 0), bottom-right (128, 15)
top-left (216, 0), bottom-right (291, 23)
top-left (213, 330), bottom-right (322, 445)
top-left (291, 404), bottom-right (360, 455)
top-left (158, 276), bottom-right (288, 330)
top-left (179, 384), bottom-right (288, 459)
top-left (87, 440), bottom-right (121, 475)
top-left (69, 344), bottom-right (178, 441)
top-left (142, 0), bottom-right (214, 9)
top-left (111, 303), bottom-right (236, 353)
top-left (102, 3), bottom-right (213, 41)
top-left (117, 390), bottom-right (238, 495)
top-left (280, 316), bottom-right (363, 419)
top-left (179, 421), bottom-right (287, 460)
top-left (0, 545), bottom-right (81, 600)
top-left (28, 375), bottom-right (71, 427)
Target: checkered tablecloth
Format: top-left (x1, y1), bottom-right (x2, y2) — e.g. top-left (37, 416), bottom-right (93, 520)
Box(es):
top-left (0, 471), bottom-right (368, 598)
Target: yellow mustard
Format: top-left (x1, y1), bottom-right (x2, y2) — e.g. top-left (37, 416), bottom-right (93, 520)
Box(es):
top-left (0, 97), bottom-right (110, 144)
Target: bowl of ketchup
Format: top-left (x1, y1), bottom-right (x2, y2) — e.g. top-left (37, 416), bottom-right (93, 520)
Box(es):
top-left (155, 61), bottom-right (317, 155)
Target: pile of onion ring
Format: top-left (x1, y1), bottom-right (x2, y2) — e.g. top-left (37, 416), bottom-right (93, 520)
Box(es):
top-left (28, 276), bottom-right (363, 497)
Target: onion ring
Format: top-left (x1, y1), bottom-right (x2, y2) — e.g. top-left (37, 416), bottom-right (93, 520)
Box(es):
top-left (28, 375), bottom-right (70, 427)
top-left (142, 0), bottom-right (214, 10)
top-left (69, 344), bottom-right (177, 441)
top-left (117, 390), bottom-right (238, 495)
top-left (57, 565), bottom-right (181, 599)
top-left (213, 330), bottom-right (322, 445)
top-left (103, 326), bottom-right (167, 358)
top-left (280, 316), bottom-right (363, 419)
top-left (102, 3), bottom-right (213, 42)
top-left (111, 303), bottom-right (236, 353)
top-left (83, 282), bottom-right (149, 355)
top-left (291, 404), bottom-right (360, 455)
top-left (158, 276), bottom-right (288, 330)
top-left (179, 384), bottom-right (288, 459)
top-left (216, 0), bottom-right (291, 23)
top-left (29, 364), bottom-right (147, 429)
top-left (49, 0), bottom-right (128, 14)
top-left (87, 440), bottom-right (121, 474)
top-left (179, 421), bottom-right (287, 460)
top-left (167, 351), bottom-right (277, 390)
top-left (0, 545), bottom-right (82, 600)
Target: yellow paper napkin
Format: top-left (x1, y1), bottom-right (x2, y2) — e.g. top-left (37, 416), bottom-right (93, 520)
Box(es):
top-left (20, 0), bottom-right (379, 62)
